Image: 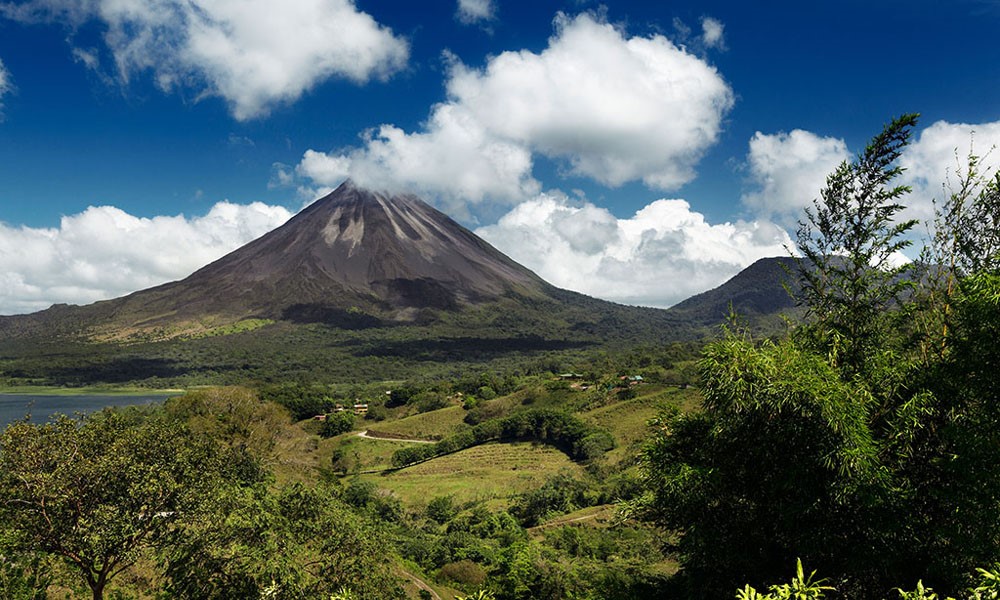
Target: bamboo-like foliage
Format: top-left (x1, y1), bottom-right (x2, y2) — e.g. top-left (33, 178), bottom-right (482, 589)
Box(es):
top-left (794, 113), bottom-right (919, 379)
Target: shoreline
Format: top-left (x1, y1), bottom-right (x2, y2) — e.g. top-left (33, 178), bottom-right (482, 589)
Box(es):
top-left (0, 386), bottom-right (186, 397)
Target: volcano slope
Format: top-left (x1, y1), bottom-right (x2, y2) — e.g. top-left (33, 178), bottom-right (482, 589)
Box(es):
top-left (1, 182), bottom-right (714, 386)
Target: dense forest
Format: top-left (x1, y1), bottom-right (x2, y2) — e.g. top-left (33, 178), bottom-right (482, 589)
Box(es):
top-left (1, 114), bottom-right (999, 599)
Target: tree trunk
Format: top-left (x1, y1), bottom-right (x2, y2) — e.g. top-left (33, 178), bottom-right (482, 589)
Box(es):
top-left (91, 571), bottom-right (107, 600)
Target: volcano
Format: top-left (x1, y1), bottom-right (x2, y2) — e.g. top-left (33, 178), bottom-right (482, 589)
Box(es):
top-left (1, 182), bottom-right (601, 341)
top-left (118, 181), bottom-right (552, 323)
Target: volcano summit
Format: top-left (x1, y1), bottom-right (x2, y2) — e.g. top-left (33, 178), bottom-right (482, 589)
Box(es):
top-left (134, 180), bottom-right (553, 321)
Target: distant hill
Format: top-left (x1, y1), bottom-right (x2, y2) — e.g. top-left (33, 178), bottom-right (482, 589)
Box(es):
top-left (665, 257), bottom-right (802, 334)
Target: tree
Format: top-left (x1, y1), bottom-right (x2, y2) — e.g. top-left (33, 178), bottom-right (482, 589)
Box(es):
top-left (426, 495), bottom-right (458, 525)
top-left (321, 411), bottom-right (355, 438)
top-left (165, 386), bottom-right (290, 484)
top-left (794, 113), bottom-right (919, 379)
top-left (0, 411), bottom-right (220, 600)
top-left (640, 334), bottom-right (887, 596)
top-left (914, 148), bottom-right (1000, 363)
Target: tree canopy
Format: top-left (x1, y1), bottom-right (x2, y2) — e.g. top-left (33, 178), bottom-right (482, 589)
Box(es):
top-left (0, 411), bottom-right (220, 600)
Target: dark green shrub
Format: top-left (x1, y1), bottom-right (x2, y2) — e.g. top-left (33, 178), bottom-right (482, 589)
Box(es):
top-left (320, 411), bottom-right (355, 438)
top-left (426, 495), bottom-right (458, 525)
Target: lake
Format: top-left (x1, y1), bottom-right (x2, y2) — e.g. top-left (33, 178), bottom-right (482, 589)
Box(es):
top-left (0, 394), bottom-right (174, 427)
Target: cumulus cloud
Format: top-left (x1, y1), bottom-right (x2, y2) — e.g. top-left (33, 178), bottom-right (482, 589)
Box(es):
top-left (700, 17), bottom-right (725, 50)
top-left (899, 119), bottom-right (1000, 223)
top-left (476, 193), bottom-right (791, 307)
top-left (457, 0), bottom-right (496, 24)
top-left (743, 129), bottom-right (850, 224)
top-left (291, 12), bottom-right (734, 213)
top-left (0, 201), bottom-right (292, 315)
top-left (0, 57), bottom-right (12, 117)
top-left (0, 0), bottom-right (409, 120)
top-left (743, 120), bottom-right (1000, 232)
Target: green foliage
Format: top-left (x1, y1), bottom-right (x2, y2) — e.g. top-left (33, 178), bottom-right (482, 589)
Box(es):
top-left (340, 479), bottom-right (403, 523)
top-left (0, 531), bottom-right (49, 600)
top-left (416, 392), bottom-right (450, 413)
top-left (426, 495), bottom-right (459, 525)
top-left (641, 333), bottom-right (882, 595)
top-left (440, 559), bottom-right (487, 587)
top-left (509, 472), bottom-right (593, 527)
top-left (190, 318), bottom-right (275, 339)
top-left (925, 150), bottom-right (1000, 278)
top-left (736, 559), bottom-right (835, 600)
top-left (321, 411), bottom-right (355, 438)
top-left (259, 383), bottom-right (332, 421)
top-left (969, 566), bottom-right (1000, 599)
top-left (640, 116), bottom-right (1000, 598)
top-left (0, 410), bottom-right (221, 600)
top-left (456, 591), bottom-right (495, 600)
top-left (794, 113), bottom-right (919, 378)
top-left (896, 580), bottom-right (945, 600)
top-left (390, 408), bottom-right (615, 468)
top-left (741, 564), bottom-right (1000, 600)
top-left (161, 482), bottom-right (406, 599)
top-left (166, 386), bottom-right (288, 454)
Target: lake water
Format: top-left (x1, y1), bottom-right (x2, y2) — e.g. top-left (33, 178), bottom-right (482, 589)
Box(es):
top-left (0, 394), bottom-right (173, 427)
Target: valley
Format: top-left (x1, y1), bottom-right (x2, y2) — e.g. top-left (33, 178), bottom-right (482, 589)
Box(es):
top-left (0, 182), bottom-right (737, 599)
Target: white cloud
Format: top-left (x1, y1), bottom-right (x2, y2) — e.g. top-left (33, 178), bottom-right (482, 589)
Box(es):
top-left (700, 16), bottom-right (725, 50)
top-left (457, 0), bottom-right (495, 24)
top-left (1, 0), bottom-right (409, 120)
top-left (331, 105), bottom-right (540, 215)
top-left (291, 12), bottom-right (733, 213)
top-left (0, 57), bottom-right (12, 117)
top-left (0, 201), bottom-right (292, 315)
top-left (743, 129), bottom-right (850, 224)
top-left (296, 149), bottom-right (352, 187)
top-left (743, 120), bottom-right (1000, 232)
top-left (476, 193), bottom-right (791, 307)
top-left (448, 13), bottom-right (734, 189)
top-left (899, 119), bottom-right (1000, 223)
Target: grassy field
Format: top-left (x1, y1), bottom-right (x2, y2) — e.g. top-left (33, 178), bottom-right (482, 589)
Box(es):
top-left (527, 503), bottom-right (618, 534)
top-left (582, 385), bottom-right (701, 463)
top-left (360, 442), bottom-right (587, 509)
top-left (368, 405), bottom-right (469, 440)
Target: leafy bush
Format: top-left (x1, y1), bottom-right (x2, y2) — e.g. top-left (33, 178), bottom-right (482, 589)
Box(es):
top-left (426, 495), bottom-right (458, 525)
top-left (320, 411), bottom-right (355, 438)
top-left (575, 431), bottom-right (616, 461)
top-left (415, 391), bottom-right (449, 413)
top-left (510, 473), bottom-right (593, 527)
top-left (258, 383), bottom-right (331, 421)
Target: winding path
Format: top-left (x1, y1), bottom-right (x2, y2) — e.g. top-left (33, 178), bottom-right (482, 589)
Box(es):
top-left (398, 567), bottom-right (442, 600)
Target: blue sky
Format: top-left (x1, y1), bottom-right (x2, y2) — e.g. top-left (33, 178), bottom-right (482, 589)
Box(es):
top-left (1, 0), bottom-right (999, 314)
